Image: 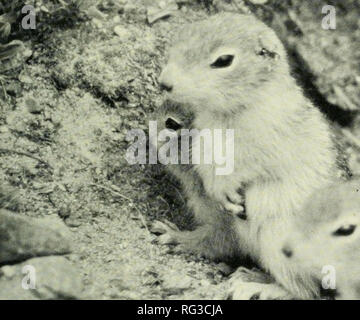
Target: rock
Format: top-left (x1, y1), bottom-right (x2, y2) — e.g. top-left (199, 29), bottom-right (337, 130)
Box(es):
top-left (5, 82), bottom-right (22, 97)
top-left (249, 0), bottom-right (268, 4)
top-left (0, 209), bottom-right (72, 264)
top-left (112, 15), bottom-right (121, 23)
top-left (1, 265), bottom-right (16, 278)
top-left (162, 271), bottom-right (193, 294)
top-left (92, 18), bottom-right (103, 29)
top-left (0, 256), bottom-right (83, 299)
top-left (64, 217), bottom-right (81, 228)
top-left (199, 279), bottom-right (211, 287)
top-left (18, 71), bottom-right (33, 84)
top-left (113, 25), bottom-right (132, 40)
top-left (123, 3), bottom-right (137, 15)
top-left (25, 97), bottom-right (43, 114)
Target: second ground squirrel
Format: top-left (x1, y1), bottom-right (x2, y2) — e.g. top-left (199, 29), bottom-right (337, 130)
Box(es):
top-left (281, 179), bottom-right (360, 300)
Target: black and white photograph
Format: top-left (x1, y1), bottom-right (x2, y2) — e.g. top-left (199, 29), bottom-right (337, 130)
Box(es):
top-left (0, 0), bottom-right (359, 306)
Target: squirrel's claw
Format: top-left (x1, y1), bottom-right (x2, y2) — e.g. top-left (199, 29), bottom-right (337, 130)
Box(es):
top-left (224, 202), bottom-right (245, 215)
top-left (228, 281), bottom-right (292, 300)
top-left (228, 267), bottom-right (293, 300)
top-left (157, 233), bottom-right (178, 245)
top-left (222, 190), bottom-right (245, 215)
top-left (226, 189), bottom-right (244, 206)
top-left (150, 220), bottom-right (180, 235)
top-left (151, 220), bottom-right (181, 246)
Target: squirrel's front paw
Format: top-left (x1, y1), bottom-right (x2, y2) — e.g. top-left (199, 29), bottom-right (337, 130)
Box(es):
top-left (216, 188), bottom-right (245, 217)
top-left (203, 178), bottom-right (245, 216)
top-left (151, 220), bottom-right (204, 256)
top-left (229, 281), bottom-right (292, 300)
top-left (227, 268), bottom-right (293, 300)
top-left (151, 220), bottom-right (180, 245)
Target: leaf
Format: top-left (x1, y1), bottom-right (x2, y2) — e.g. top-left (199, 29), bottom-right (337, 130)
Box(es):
top-left (0, 21), bottom-right (10, 39)
top-left (85, 5), bottom-right (107, 20)
top-left (0, 40), bottom-right (24, 61)
top-left (147, 2), bottom-right (178, 25)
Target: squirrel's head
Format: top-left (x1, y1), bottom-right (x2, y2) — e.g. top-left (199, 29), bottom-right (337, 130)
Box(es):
top-left (149, 99), bottom-right (196, 166)
top-left (159, 12), bottom-right (289, 114)
top-left (281, 179), bottom-right (360, 299)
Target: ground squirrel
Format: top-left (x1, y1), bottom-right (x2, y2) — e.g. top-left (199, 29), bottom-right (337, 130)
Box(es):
top-left (281, 179), bottom-right (360, 300)
top-left (152, 12), bottom-right (344, 299)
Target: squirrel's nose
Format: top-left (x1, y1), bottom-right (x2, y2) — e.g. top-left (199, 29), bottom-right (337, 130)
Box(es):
top-left (165, 117), bottom-right (183, 131)
top-left (282, 245), bottom-right (293, 258)
top-left (160, 82), bottom-right (173, 92)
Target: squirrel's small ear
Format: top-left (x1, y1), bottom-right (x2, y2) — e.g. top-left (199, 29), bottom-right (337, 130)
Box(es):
top-left (256, 34), bottom-right (280, 60)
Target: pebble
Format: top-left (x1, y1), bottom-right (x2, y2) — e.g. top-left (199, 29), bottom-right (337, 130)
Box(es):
top-left (248, 0), bottom-right (268, 4)
top-left (162, 272), bottom-right (193, 291)
top-left (113, 25), bottom-right (131, 40)
top-left (1, 265), bottom-right (16, 278)
top-left (25, 98), bottom-right (43, 114)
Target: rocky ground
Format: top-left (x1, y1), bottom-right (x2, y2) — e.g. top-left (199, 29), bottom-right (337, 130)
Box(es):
top-left (0, 0), bottom-right (359, 299)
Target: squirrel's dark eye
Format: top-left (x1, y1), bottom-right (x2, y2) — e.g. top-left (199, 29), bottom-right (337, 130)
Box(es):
top-left (332, 224), bottom-right (357, 237)
top-left (165, 117), bottom-right (183, 131)
top-left (211, 55), bottom-right (234, 68)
